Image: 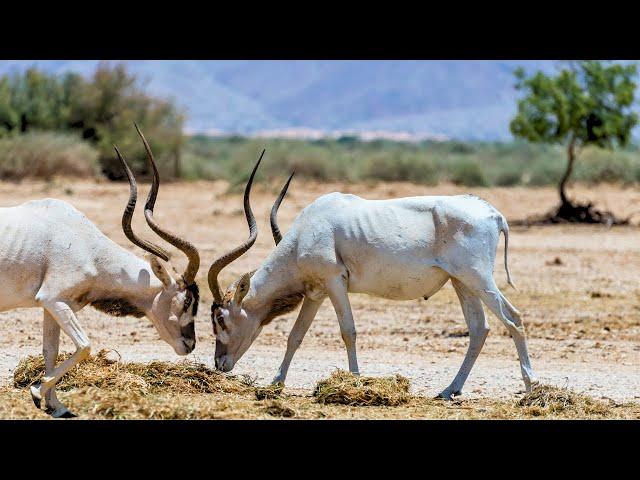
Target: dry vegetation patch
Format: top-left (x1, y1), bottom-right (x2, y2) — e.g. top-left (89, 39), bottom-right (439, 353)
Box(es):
top-left (13, 349), bottom-right (254, 395)
top-left (263, 400), bottom-right (296, 418)
top-left (0, 132), bottom-right (100, 180)
top-left (515, 384), bottom-right (615, 418)
top-left (255, 384), bottom-right (284, 400)
top-left (312, 370), bottom-right (412, 406)
top-left (4, 353), bottom-right (639, 419)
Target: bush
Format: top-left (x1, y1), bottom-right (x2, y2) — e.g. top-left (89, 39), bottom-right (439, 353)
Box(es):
top-left (0, 132), bottom-right (100, 180)
top-left (494, 168), bottom-right (523, 186)
top-left (362, 152), bottom-right (440, 185)
top-left (0, 63), bottom-right (184, 180)
top-left (198, 138), bottom-right (357, 188)
top-left (179, 152), bottom-right (226, 181)
top-left (181, 136), bottom-right (640, 188)
top-left (449, 159), bottom-right (489, 186)
top-left (574, 149), bottom-right (637, 184)
top-left (526, 161), bottom-right (561, 186)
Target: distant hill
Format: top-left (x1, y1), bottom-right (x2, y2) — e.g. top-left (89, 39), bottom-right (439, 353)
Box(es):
top-left (0, 60), bottom-right (560, 140)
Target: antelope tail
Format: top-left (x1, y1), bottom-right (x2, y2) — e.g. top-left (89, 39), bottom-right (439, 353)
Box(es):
top-left (500, 216), bottom-right (517, 291)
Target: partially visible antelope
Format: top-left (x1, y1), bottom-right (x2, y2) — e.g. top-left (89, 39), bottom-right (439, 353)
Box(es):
top-left (208, 161), bottom-right (537, 399)
top-left (0, 125), bottom-right (201, 417)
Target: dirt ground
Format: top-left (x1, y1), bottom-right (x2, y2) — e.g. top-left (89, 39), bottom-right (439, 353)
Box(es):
top-left (0, 177), bottom-right (639, 418)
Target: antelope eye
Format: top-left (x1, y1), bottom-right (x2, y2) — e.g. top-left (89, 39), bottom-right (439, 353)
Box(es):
top-left (214, 312), bottom-right (226, 330)
top-left (211, 309), bottom-right (224, 326)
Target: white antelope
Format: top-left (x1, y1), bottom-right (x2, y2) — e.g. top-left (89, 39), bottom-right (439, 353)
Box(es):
top-left (208, 162), bottom-right (538, 398)
top-left (0, 126), bottom-right (201, 417)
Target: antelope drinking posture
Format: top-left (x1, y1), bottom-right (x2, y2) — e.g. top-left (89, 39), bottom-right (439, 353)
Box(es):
top-left (0, 126), bottom-right (200, 417)
top-left (208, 158), bottom-right (538, 398)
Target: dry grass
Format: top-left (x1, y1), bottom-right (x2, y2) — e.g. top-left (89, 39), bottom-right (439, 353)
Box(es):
top-left (1, 180), bottom-right (640, 419)
top-left (0, 132), bottom-right (100, 180)
top-left (312, 370), bottom-right (412, 406)
top-left (13, 349), bottom-right (254, 395)
top-left (255, 384), bottom-right (284, 400)
top-left (515, 384), bottom-right (615, 417)
top-left (263, 400), bottom-right (296, 418)
top-left (3, 357), bottom-right (640, 419)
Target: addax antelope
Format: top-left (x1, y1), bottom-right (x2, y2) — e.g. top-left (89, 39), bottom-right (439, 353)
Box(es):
top-left (208, 158), bottom-right (537, 399)
top-left (0, 125), bottom-right (201, 417)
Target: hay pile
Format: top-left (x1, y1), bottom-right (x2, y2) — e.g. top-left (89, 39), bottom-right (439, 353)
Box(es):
top-left (13, 349), bottom-right (254, 395)
top-left (263, 400), bottom-right (296, 418)
top-left (516, 384), bottom-right (613, 417)
top-left (63, 388), bottom-right (262, 420)
top-left (254, 384), bottom-right (284, 400)
top-left (313, 370), bottom-right (411, 406)
top-left (7, 352), bottom-right (637, 419)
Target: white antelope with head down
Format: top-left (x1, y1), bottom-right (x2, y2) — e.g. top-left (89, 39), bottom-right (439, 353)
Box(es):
top-left (0, 126), bottom-right (201, 417)
top-left (209, 160), bottom-right (538, 399)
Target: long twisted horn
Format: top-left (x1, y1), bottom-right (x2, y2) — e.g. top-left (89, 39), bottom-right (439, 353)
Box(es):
top-left (270, 171), bottom-right (294, 245)
top-left (115, 145), bottom-right (170, 261)
top-left (135, 124), bottom-right (201, 285)
top-left (208, 150), bottom-right (264, 304)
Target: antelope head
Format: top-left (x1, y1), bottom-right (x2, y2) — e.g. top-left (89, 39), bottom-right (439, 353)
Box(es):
top-left (115, 124), bottom-right (201, 356)
top-left (208, 151), bottom-right (294, 371)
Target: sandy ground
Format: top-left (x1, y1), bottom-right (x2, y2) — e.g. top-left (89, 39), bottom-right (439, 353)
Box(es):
top-left (1, 178), bottom-right (639, 409)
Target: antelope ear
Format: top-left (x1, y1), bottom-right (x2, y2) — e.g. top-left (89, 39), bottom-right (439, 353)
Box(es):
top-left (169, 263), bottom-right (186, 288)
top-left (233, 272), bottom-right (251, 305)
top-left (149, 255), bottom-right (174, 288)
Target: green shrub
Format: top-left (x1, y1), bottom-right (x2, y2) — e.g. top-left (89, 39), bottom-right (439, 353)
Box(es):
top-left (632, 162), bottom-right (640, 183)
top-left (526, 161), bottom-right (562, 186)
top-left (179, 152), bottom-right (226, 180)
top-left (0, 63), bottom-right (184, 180)
top-left (574, 149), bottom-right (636, 184)
top-left (0, 132), bottom-right (100, 180)
top-left (362, 152), bottom-right (439, 185)
top-left (494, 169), bottom-right (523, 186)
top-left (449, 159), bottom-right (489, 187)
top-left (181, 136), bottom-right (640, 187)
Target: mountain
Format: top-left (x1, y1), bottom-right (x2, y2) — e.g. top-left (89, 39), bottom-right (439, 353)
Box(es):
top-left (0, 60), bottom-right (559, 140)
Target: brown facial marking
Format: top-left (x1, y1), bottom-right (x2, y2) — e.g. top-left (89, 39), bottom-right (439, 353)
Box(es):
top-left (75, 292), bottom-right (89, 306)
top-left (91, 298), bottom-right (146, 318)
top-left (211, 306), bottom-right (227, 333)
top-left (180, 320), bottom-right (196, 343)
top-left (184, 282), bottom-right (200, 316)
top-left (262, 292), bottom-right (304, 326)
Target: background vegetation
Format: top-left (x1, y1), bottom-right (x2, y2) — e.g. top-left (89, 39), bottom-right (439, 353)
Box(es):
top-left (0, 63), bottom-right (184, 180)
top-left (1, 62), bottom-right (639, 189)
top-left (510, 61), bottom-right (638, 223)
top-left (183, 135), bottom-right (640, 188)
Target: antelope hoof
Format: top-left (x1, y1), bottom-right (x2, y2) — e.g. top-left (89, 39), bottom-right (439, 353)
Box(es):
top-left (525, 379), bottom-right (539, 393)
top-left (50, 406), bottom-right (77, 419)
top-left (30, 384), bottom-right (42, 409)
top-left (436, 389), bottom-right (461, 401)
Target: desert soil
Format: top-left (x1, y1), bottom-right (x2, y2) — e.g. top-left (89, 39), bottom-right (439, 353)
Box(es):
top-left (1, 178), bottom-right (639, 413)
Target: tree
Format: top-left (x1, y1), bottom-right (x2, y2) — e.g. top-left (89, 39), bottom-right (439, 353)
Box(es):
top-left (0, 76), bottom-right (18, 135)
top-left (510, 61), bottom-right (638, 224)
top-left (0, 63), bottom-right (185, 179)
top-left (75, 62), bottom-right (185, 179)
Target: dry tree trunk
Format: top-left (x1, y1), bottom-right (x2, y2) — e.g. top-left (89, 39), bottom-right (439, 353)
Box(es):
top-left (559, 134), bottom-right (576, 206)
top-left (514, 134), bottom-right (629, 226)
